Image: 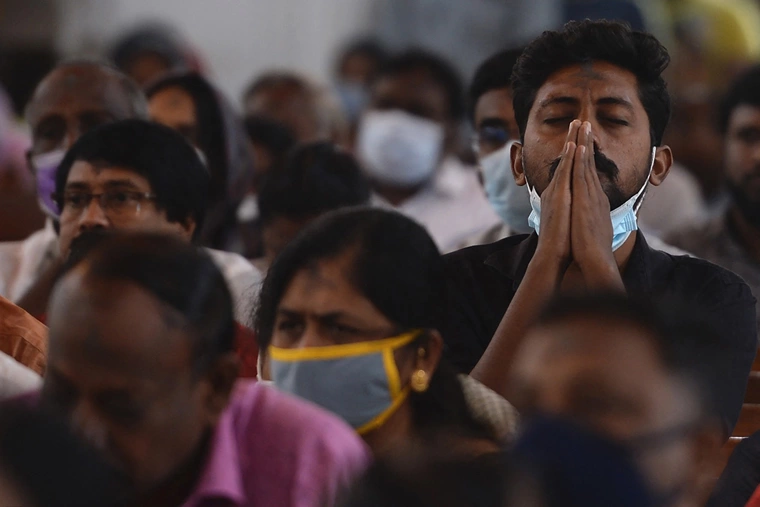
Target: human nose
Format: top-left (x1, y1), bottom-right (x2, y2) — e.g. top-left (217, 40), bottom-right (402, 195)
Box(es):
top-left (298, 324), bottom-right (333, 348)
top-left (78, 196), bottom-right (110, 231)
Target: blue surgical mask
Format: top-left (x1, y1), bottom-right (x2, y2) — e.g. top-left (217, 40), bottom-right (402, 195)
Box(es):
top-left (525, 147), bottom-right (657, 251)
top-left (269, 330), bottom-right (420, 435)
top-left (480, 141), bottom-right (532, 234)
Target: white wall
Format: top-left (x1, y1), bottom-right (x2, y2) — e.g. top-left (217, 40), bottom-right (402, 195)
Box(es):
top-left (55, 0), bottom-right (375, 105)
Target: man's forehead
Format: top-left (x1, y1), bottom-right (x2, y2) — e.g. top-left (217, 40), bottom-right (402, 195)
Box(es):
top-left (65, 161), bottom-right (151, 187)
top-left (28, 67), bottom-right (131, 121)
top-left (533, 62), bottom-right (641, 108)
top-left (49, 273), bottom-right (189, 368)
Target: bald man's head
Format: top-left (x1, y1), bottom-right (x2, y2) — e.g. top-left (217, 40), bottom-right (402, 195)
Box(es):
top-left (26, 61), bottom-right (149, 156)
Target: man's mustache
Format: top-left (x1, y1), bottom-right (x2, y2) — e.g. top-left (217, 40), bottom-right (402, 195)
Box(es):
top-left (548, 149), bottom-right (620, 181)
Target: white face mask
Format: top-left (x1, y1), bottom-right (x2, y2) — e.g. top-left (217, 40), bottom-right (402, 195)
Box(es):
top-left (480, 141), bottom-right (533, 234)
top-left (357, 109), bottom-right (444, 187)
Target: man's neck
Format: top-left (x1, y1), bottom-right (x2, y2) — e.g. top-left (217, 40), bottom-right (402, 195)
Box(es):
top-left (140, 431), bottom-right (211, 507)
top-left (727, 206), bottom-right (760, 263)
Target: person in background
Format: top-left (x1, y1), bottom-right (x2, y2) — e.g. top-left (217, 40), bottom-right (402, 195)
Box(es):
top-left (0, 84), bottom-right (45, 242)
top-left (461, 47), bottom-right (530, 248)
top-left (442, 21), bottom-right (756, 439)
top-left (357, 49), bottom-right (501, 252)
top-left (333, 38), bottom-right (388, 142)
top-left (146, 71), bottom-right (255, 252)
top-left (237, 115), bottom-right (297, 259)
top-left (0, 407), bottom-right (130, 507)
top-left (509, 293), bottom-right (723, 507)
top-left (254, 142), bottom-right (371, 270)
top-left (667, 65), bottom-right (760, 334)
top-left (109, 22), bottom-right (204, 87)
top-left (51, 119), bottom-right (260, 328)
top-left (41, 233), bottom-right (369, 507)
top-left (0, 61), bottom-right (149, 304)
top-left (256, 208), bottom-right (518, 455)
top-left (243, 71), bottom-right (347, 145)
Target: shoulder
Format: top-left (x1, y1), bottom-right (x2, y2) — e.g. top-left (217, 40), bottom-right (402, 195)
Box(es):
top-left (204, 248), bottom-right (263, 285)
top-left (444, 235), bottom-right (528, 273)
top-left (231, 381), bottom-right (369, 459)
top-left (653, 247), bottom-right (755, 306)
top-left (665, 217), bottom-right (724, 254)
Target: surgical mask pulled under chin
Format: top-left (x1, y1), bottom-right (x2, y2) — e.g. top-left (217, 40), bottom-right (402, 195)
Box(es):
top-left (480, 141), bottom-right (533, 234)
top-left (526, 147), bottom-right (657, 251)
top-left (31, 149), bottom-right (66, 219)
top-left (269, 330), bottom-right (420, 435)
top-left (357, 110), bottom-right (443, 188)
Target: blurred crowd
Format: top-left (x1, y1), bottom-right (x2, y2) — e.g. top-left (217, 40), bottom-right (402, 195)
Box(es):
top-left (4, 1), bottom-right (760, 506)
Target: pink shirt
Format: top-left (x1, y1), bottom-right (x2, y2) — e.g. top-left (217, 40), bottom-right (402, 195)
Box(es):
top-left (182, 380), bottom-right (370, 507)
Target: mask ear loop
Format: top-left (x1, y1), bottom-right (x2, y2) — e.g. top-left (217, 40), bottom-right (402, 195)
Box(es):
top-left (633, 146), bottom-right (658, 215)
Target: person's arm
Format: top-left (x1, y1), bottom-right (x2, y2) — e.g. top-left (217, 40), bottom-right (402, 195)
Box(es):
top-left (570, 122), bottom-right (625, 290)
top-left (470, 123), bottom-right (578, 395)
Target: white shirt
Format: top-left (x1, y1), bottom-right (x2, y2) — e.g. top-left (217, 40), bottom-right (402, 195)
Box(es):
top-left (638, 162), bottom-right (706, 238)
top-left (0, 351), bottom-right (41, 400)
top-left (0, 223), bottom-right (262, 325)
top-left (373, 157), bottom-right (502, 253)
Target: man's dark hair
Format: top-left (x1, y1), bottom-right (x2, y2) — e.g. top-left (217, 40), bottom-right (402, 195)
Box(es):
top-left (511, 20), bottom-right (671, 146)
top-left (335, 38), bottom-right (388, 75)
top-left (80, 233), bottom-right (234, 374)
top-left (256, 208), bottom-right (488, 440)
top-left (54, 119), bottom-right (209, 239)
top-left (467, 48), bottom-right (524, 124)
top-left (718, 64), bottom-right (760, 134)
top-left (537, 292), bottom-right (729, 434)
top-left (243, 72), bottom-right (313, 104)
top-left (243, 114), bottom-right (296, 163)
top-left (374, 49), bottom-right (465, 122)
top-left (257, 142), bottom-right (370, 226)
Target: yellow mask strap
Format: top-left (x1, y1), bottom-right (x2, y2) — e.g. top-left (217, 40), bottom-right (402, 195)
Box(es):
top-left (356, 386), bottom-right (411, 435)
top-left (269, 329), bottom-right (422, 362)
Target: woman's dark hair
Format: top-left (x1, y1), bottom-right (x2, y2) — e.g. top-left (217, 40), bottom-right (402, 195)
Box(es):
top-left (146, 72), bottom-right (255, 249)
top-left (511, 19), bottom-right (671, 146)
top-left (257, 142), bottom-right (370, 226)
top-left (255, 208), bottom-right (487, 438)
top-left (54, 119), bottom-right (208, 240)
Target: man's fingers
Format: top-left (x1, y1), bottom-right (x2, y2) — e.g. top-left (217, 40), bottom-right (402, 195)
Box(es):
top-left (553, 141), bottom-right (576, 189)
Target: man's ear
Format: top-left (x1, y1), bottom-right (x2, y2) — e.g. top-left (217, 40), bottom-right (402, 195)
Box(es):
top-left (511, 141), bottom-right (526, 186)
top-left (175, 217), bottom-right (197, 242)
top-left (649, 145), bottom-right (673, 187)
top-left (203, 352), bottom-right (239, 425)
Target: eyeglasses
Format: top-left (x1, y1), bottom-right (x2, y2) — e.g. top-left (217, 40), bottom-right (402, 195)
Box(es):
top-left (56, 190), bottom-right (157, 218)
top-left (472, 125), bottom-right (511, 154)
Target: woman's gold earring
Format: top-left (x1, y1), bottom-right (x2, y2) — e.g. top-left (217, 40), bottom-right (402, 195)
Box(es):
top-left (411, 369), bottom-right (429, 393)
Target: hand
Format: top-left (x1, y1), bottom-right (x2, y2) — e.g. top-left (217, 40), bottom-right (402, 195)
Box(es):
top-left (533, 120), bottom-right (580, 269)
top-left (570, 122), bottom-right (624, 288)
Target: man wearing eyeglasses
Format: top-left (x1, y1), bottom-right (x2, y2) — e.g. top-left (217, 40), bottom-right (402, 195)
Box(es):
top-left (461, 48), bottom-right (529, 249)
top-left (52, 119), bottom-right (261, 328)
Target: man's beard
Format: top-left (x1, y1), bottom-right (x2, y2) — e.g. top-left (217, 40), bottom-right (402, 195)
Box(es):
top-left (728, 178), bottom-right (760, 230)
top-left (541, 149), bottom-right (631, 209)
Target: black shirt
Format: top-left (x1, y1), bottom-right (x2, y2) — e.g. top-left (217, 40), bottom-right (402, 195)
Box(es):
top-left (709, 430), bottom-right (760, 507)
top-left (442, 232), bottom-right (758, 436)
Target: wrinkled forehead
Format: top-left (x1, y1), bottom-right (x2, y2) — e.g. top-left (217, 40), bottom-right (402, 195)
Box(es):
top-left (27, 67), bottom-right (134, 124)
top-left (530, 62), bottom-right (644, 115)
top-left (48, 269), bottom-right (190, 376)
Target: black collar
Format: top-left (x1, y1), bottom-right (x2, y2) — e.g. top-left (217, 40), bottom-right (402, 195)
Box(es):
top-left (483, 232), bottom-right (656, 294)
